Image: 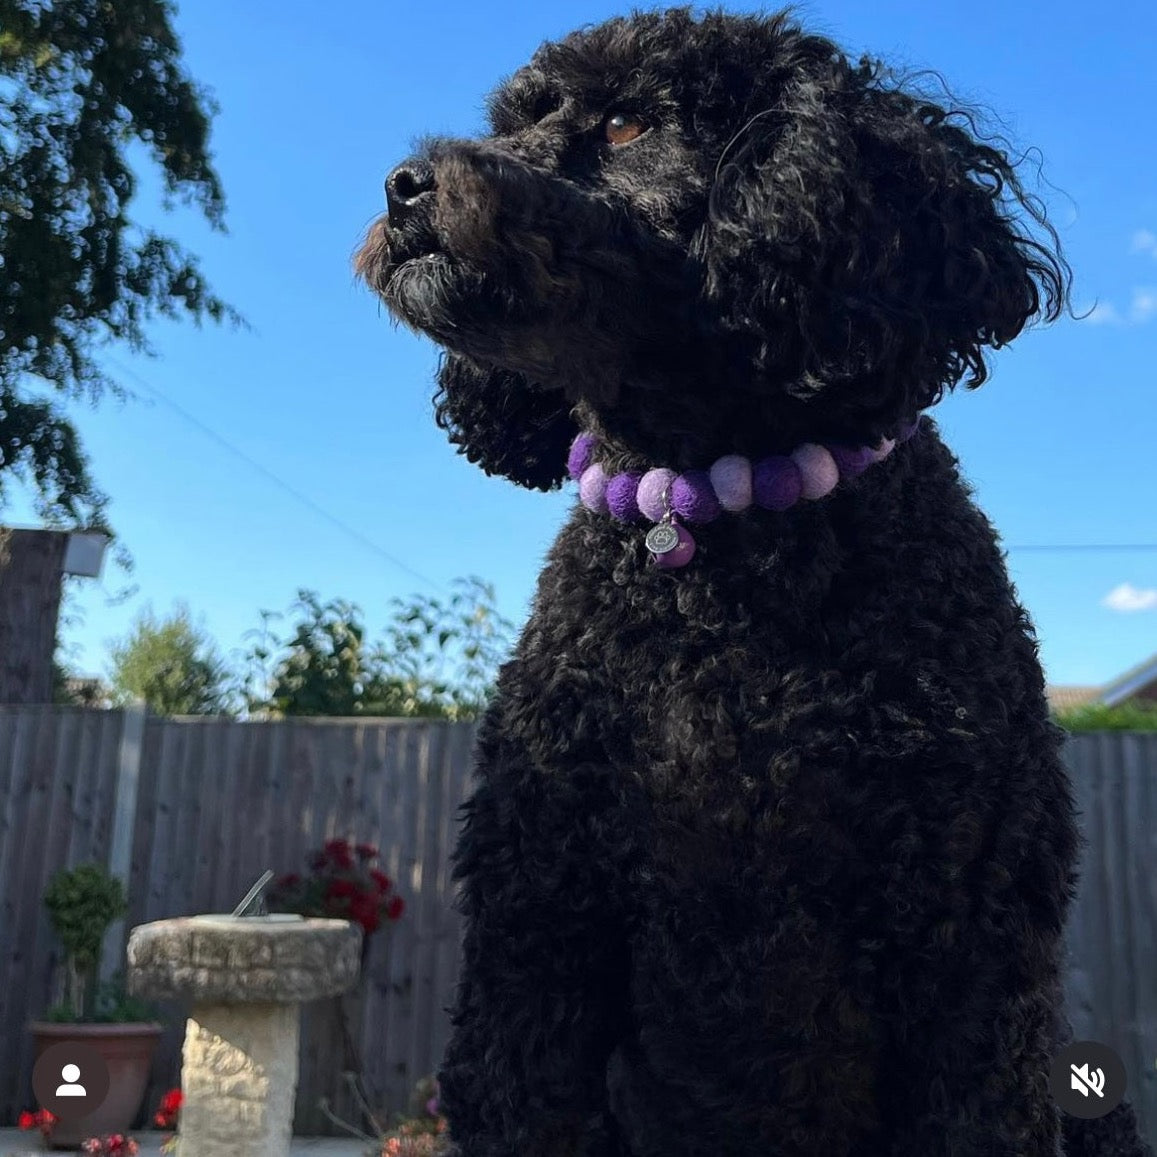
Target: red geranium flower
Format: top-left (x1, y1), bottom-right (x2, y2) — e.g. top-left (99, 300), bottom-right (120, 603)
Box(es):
top-left (153, 1086), bottom-right (183, 1127)
top-left (19, 1111), bottom-right (36, 1130)
top-left (327, 878), bottom-right (358, 900)
top-left (271, 838), bottom-right (406, 937)
top-left (349, 896), bottom-right (380, 933)
top-left (323, 838), bottom-right (355, 868)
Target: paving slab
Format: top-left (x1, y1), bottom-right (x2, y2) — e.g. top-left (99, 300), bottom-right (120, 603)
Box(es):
top-left (0, 1129), bottom-right (372, 1156)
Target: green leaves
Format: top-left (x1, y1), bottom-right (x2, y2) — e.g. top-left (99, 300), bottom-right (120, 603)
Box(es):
top-left (1054, 702), bottom-right (1157, 732)
top-left (107, 602), bottom-right (231, 715)
top-left (42, 862), bottom-right (128, 1019)
top-left (43, 863), bottom-right (127, 970)
top-left (244, 578), bottom-right (516, 720)
top-left (0, 0), bottom-right (238, 524)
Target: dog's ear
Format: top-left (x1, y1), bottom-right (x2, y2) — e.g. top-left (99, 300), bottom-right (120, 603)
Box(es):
top-left (433, 353), bottom-right (577, 490)
top-left (699, 44), bottom-right (1070, 420)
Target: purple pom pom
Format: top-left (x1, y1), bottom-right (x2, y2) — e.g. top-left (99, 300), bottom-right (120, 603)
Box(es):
top-left (827, 444), bottom-right (875, 480)
top-left (671, 470), bottom-right (721, 523)
top-left (579, 463), bottom-right (609, 513)
top-left (605, 473), bottom-right (642, 521)
top-left (652, 522), bottom-right (696, 568)
top-left (567, 434), bottom-right (596, 480)
top-left (637, 468), bottom-right (677, 521)
top-left (792, 443), bottom-right (839, 500)
top-left (752, 456), bottom-right (802, 511)
top-left (710, 455), bottom-right (753, 511)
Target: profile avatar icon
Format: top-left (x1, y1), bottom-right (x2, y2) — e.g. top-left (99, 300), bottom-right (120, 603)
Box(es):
top-left (32, 1043), bottom-right (109, 1122)
top-left (55, 1063), bottom-right (87, 1097)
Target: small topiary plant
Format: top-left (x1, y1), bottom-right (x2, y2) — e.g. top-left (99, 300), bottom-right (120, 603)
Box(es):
top-left (42, 863), bottom-right (127, 1021)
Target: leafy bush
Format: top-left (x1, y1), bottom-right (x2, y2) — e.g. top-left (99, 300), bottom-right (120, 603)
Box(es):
top-left (1054, 702), bottom-right (1157, 732)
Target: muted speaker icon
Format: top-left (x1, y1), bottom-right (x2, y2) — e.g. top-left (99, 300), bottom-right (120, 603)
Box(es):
top-left (1051, 1041), bottom-right (1126, 1118)
top-left (1071, 1062), bottom-right (1106, 1098)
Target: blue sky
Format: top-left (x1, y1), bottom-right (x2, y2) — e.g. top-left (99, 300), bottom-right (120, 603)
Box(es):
top-left (9, 0), bottom-right (1157, 688)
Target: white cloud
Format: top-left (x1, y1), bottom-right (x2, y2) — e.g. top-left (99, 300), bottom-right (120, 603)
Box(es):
top-left (1129, 286), bottom-right (1157, 323)
top-left (1081, 289), bottom-right (1156, 326)
top-left (1084, 301), bottom-right (1122, 324)
top-left (1131, 229), bottom-right (1157, 257)
top-left (1103, 583), bottom-right (1157, 613)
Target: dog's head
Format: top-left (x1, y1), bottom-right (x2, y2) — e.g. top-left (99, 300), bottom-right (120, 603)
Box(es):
top-left (356, 7), bottom-right (1069, 487)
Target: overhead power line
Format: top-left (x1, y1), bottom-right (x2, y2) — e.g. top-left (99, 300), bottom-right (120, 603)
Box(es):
top-left (105, 357), bottom-right (449, 595)
top-left (1007, 544), bottom-right (1157, 553)
top-left (102, 359), bottom-right (1157, 561)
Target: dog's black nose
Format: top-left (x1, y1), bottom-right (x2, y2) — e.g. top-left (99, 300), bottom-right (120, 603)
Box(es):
top-left (385, 159), bottom-right (437, 228)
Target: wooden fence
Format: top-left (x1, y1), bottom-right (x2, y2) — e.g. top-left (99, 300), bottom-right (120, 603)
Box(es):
top-left (1063, 731), bottom-right (1157, 1140)
top-left (0, 707), bottom-right (475, 1134)
top-left (0, 708), bottom-right (1153, 1142)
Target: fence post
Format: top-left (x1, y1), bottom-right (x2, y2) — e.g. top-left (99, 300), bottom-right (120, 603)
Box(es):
top-left (101, 701), bottom-right (147, 989)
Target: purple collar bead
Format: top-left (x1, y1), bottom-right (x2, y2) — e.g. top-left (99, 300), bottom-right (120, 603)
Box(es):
top-left (709, 455), bottom-right (753, 511)
top-left (571, 417), bottom-right (921, 567)
top-left (752, 456), bottom-right (801, 511)
top-left (567, 433), bottom-right (597, 480)
top-left (637, 468), bottom-right (677, 522)
top-left (671, 470), bottom-right (722, 523)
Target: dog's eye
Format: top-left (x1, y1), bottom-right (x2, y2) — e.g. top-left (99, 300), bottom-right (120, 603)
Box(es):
top-left (603, 112), bottom-right (647, 146)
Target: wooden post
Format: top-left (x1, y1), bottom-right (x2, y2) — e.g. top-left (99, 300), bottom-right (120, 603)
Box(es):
top-left (0, 528), bottom-right (69, 705)
top-left (101, 701), bottom-right (148, 989)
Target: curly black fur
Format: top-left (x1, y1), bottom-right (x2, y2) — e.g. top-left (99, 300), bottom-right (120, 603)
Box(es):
top-left (357, 8), bottom-right (1150, 1155)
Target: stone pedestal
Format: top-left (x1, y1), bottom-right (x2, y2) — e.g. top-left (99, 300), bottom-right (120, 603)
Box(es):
top-left (127, 915), bottom-right (362, 1157)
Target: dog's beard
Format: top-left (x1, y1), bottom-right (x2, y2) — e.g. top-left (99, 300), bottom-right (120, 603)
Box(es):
top-left (384, 254), bottom-right (486, 338)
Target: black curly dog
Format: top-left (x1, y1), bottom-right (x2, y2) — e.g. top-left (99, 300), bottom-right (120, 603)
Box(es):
top-left (357, 9), bottom-right (1151, 1155)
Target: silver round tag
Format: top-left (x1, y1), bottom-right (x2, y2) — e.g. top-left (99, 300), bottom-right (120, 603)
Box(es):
top-left (645, 522), bottom-right (680, 555)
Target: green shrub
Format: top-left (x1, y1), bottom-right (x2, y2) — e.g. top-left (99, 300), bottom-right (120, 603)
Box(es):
top-left (42, 864), bottom-right (127, 1021)
top-left (1053, 701), bottom-right (1157, 732)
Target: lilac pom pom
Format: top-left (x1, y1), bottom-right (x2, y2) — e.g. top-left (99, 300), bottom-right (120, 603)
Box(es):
top-left (792, 443), bottom-right (839, 500)
top-left (752, 456), bottom-right (802, 511)
top-left (710, 455), bottom-right (753, 512)
top-left (671, 470), bottom-right (721, 523)
top-left (637, 468), bottom-right (677, 521)
top-left (827, 444), bottom-right (875, 480)
top-left (567, 434), bottom-right (596, 480)
top-left (579, 463), bottom-right (609, 513)
top-left (605, 473), bottom-right (642, 521)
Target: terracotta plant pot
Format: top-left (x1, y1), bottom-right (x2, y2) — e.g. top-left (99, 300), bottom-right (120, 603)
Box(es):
top-left (29, 1021), bottom-right (163, 1149)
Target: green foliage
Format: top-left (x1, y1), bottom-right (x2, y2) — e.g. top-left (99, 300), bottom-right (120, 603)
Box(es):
top-left (107, 602), bottom-right (232, 714)
top-left (245, 577), bottom-right (514, 720)
top-left (42, 863), bottom-right (126, 1020)
top-left (1054, 701), bottom-right (1157, 732)
top-left (45, 972), bottom-right (157, 1024)
top-left (258, 591), bottom-right (367, 717)
top-left (0, 0), bottom-right (239, 523)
